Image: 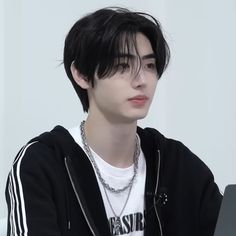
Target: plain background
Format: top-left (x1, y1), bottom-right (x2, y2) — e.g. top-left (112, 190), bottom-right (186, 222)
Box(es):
top-left (1, 0), bottom-right (236, 218)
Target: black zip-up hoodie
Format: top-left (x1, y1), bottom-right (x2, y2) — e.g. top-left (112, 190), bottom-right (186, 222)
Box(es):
top-left (5, 126), bottom-right (222, 236)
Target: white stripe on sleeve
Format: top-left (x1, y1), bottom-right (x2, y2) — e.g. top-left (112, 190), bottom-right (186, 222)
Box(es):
top-left (8, 141), bottom-right (37, 236)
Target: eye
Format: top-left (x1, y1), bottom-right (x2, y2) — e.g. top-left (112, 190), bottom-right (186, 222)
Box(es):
top-left (145, 62), bottom-right (157, 71)
top-left (116, 63), bottom-right (131, 73)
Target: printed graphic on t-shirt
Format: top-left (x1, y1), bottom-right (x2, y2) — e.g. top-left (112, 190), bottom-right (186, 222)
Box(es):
top-left (108, 212), bottom-right (145, 235)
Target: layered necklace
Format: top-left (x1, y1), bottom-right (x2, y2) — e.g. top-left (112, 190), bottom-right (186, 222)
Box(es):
top-left (80, 121), bottom-right (140, 229)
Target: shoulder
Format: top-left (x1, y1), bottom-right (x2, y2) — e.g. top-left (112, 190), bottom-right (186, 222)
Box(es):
top-left (11, 140), bottom-right (58, 176)
top-left (138, 126), bottom-right (195, 155)
top-left (12, 125), bottom-right (76, 171)
top-left (137, 126), bottom-right (191, 154)
top-left (138, 126), bottom-right (212, 178)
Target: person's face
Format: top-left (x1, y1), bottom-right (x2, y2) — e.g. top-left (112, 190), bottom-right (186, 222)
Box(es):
top-left (88, 33), bottom-right (158, 124)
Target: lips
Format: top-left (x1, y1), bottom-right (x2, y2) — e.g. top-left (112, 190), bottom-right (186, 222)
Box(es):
top-left (128, 95), bottom-right (149, 100)
top-left (128, 95), bottom-right (149, 106)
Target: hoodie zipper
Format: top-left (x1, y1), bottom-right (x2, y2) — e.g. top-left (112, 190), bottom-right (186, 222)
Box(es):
top-left (154, 149), bottom-right (164, 236)
top-left (64, 150), bottom-right (162, 236)
top-left (64, 157), bottom-right (97, 236)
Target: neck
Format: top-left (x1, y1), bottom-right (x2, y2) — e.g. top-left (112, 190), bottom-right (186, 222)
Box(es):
top-left (83, 116), bottom-right (138, 168)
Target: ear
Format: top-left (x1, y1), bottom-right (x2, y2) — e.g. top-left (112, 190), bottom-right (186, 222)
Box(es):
top-left (70, 62), bottom-right (90, 89)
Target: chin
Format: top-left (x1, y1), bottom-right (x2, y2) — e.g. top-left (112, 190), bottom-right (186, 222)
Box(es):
top-left (126, 111), bottom-right (148, 122)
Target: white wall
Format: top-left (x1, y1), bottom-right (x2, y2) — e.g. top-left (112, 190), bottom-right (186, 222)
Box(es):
top-left (140, 0), bottom-right (236, 190)
top-left (1, 0), bottom-right (236, 218)
top-left (0, 0), bottom-right (6, 218)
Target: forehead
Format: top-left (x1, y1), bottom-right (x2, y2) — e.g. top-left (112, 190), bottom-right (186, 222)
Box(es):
top-left (118, 32), bottom-right (154, 57)
top-left (135, 33), bottom-right (154, 55)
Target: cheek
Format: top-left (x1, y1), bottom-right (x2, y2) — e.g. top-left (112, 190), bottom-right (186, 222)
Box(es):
top-left (96, 80), bottom-right (127, 98)
top-left (93, 84), bottom-right (119, 107)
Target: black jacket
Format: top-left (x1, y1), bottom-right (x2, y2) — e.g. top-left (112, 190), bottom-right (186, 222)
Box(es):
top-left (6, 126), bottom-right (222, 236)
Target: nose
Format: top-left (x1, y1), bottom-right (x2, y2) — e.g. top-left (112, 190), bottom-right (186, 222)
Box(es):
top-left (132, 68), bottom-right (146, 87)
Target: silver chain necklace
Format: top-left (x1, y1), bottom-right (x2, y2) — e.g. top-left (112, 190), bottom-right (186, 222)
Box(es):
top-left (80, 120), bottom-right (140, 194)
top-left (103, 183), bottom-right (133, 231)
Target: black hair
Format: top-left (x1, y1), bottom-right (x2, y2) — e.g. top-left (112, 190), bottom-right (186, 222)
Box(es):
top-left (63, 7), bottom-right (170, 112)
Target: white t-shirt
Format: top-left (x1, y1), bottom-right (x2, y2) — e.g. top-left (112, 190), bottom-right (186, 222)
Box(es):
top-left (69, 126), bottom-right (146, 236)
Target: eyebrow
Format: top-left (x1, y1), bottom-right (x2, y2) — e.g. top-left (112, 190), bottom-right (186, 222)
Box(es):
top-left (142, 53), bottom-right (156, 60)
top-left (115, 53), bottom-right (156, 60)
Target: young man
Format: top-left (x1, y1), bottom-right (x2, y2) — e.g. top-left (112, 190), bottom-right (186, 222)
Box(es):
top-left (6, 7), bottom-right (222, 236)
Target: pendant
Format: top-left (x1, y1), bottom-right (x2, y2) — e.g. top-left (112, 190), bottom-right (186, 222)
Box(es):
top-left (114, 217), bottom-right (122, 232)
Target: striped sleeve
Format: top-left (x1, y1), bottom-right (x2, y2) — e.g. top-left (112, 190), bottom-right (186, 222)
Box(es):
top-left (5, 141), bottom-right (61, 236)
top-left (6, 142), bottom-right (37, 236)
